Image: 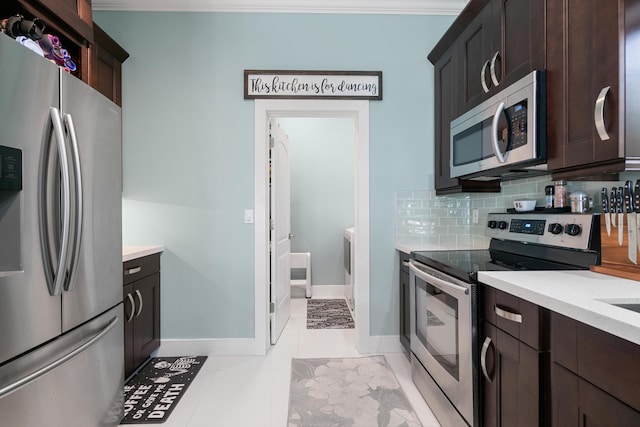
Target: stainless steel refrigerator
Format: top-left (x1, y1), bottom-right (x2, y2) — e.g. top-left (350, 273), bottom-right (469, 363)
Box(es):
top-left (0, 33), bottom-right (124, 426)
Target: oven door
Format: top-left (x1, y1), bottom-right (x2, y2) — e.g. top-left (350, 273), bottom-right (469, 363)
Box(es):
top-left (409, 259), bottom-right (476, 426)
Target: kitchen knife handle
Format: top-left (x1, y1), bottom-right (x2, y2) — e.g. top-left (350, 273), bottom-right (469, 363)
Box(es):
top-left (619, 187), bottom-right (625, 213)
top-left (611, 187), bottom-right (618, 214)
top-left (634, 181), bottom-right (640, 212)
top-left (602, 188), bottom-right (609, 213)
top-left (624, 183), bottom-right (632, 212)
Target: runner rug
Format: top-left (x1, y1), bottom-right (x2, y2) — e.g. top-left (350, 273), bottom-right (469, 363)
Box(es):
top-left (121, 356), bottom-right (207, 424)
top-left (306, 298), bottom-right (354, 329)
top-left (287, 356), bottom-right (423, 427)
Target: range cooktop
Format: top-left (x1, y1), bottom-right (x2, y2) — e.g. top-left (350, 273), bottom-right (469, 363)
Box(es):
top-left (410, 212), bottom-right (602, 283)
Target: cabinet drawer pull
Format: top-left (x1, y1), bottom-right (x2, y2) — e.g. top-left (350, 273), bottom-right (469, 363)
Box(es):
top-left (594, 86), bottom-right (611, 141)
top-left (135, 290), bottom-right (143, 317)
top-left (481, 59), bottom-right (491, 93)
top-left (125, 266), bottom-right (142, 275)
top-left (480, 336), bottom-right (494, 382)
top-left (495, 305), bottom-right (522, 323)
top-left (402, 261), bottom-right (410, 267)
top-left (490, 51), bottom-right (501, 88)
top-left (126, 293), bottom-right (135, 323)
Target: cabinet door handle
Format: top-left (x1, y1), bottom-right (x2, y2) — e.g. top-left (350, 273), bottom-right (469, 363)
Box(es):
top-left (402, 261), bottom-right (410, 267)
top-left (135, 290), bottom-right (143, 317)
top-left (126, 293), bottom-right (135, 323)
top-left (480, 336), bottom-right (494, 382)
top-left (495, 305), bottom-right (522, 323)
top-left (490, 51), bottom-right (501, 88)
top-left (481, 59), bottom-right (491, 93)
top-left (594, 86), bottom-right (611, 141)
top-left (125, 266), bottom-right (142, 275)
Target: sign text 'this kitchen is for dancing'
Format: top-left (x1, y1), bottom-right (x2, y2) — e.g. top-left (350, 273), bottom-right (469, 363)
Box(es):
top-left (244, 70), bottom-right (382, 100)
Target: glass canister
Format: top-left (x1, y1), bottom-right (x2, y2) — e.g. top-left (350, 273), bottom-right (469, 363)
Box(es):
top-left (554, 180), bottom-right (568, 207)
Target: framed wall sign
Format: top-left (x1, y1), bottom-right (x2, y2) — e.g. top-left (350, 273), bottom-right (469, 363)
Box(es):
top-left (244, 70), bottom-right (382, 100)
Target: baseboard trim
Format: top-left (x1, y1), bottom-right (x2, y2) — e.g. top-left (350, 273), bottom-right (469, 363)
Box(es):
top-left (157, 338), bottom-right (264, 356)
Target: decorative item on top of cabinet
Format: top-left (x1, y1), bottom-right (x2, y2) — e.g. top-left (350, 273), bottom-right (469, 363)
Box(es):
top-left (480, 285), bottom-right (550, 427)
top-left (123, 253), bottom-right (161, 379)
top-left (547, 0), bottom-right (640, 181)
top-left (89, 23), bottom-right (129, 106)
top-left (1, 0), bottom-right (93, 81)
top-left (551, 311), bottom-right (640, 425)
top-left (399, 252), bottom-right (410, 353)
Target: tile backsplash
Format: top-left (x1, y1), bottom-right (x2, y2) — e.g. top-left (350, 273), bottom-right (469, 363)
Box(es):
top-left (396, 173), bottom-right (640, 249)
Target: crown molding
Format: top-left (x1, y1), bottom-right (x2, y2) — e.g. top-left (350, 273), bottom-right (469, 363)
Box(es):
top-left (92, 0), bottom-right (467, 15)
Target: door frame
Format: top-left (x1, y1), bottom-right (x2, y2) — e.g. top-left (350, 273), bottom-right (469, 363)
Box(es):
top-left (253, 99), bottom-right (370, 354)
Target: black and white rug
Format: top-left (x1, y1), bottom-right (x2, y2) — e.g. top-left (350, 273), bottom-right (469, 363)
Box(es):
top-left (307, 299), bottom-right (354, 329)
top-left (288, 356), bottom-right (423, 426)
top-left (121, 356), bottom-right (207, 424)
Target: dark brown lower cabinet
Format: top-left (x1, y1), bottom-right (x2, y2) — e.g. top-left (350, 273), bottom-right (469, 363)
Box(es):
top-left (551, 312), bottom-right (640, 427)
top-left (123, 254), bottom-right (161, 378)
top-left (481, 321), bottom-right (544, 427)
top-left (480, 284), bottom-right (549, 427)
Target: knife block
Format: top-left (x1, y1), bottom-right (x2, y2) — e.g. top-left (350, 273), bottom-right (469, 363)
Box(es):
top-left (591, 214), bottom-right (640, 281)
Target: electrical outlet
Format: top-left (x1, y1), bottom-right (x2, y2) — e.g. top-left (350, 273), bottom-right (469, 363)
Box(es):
top-left (472, 209), bottom-right (479, 224)
top-left (244, 209), bottom-right (254, 224)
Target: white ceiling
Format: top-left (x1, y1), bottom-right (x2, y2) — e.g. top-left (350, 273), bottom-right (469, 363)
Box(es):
top-left (91, 0), bottom-right (468, 15)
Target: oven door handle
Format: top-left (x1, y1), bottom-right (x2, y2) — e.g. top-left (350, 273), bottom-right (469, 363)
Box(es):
top-left (409, 260), bottom-right (469, 295)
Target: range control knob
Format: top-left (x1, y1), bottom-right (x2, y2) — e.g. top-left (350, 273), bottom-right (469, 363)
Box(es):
top-left (498, 221), bottom-right (508, 230)
top-left (566, 224), bottom-right (582, 236)
top-left (548, 223), bottom-right (563, 235)
top-left (488, 220), bottom-right (497, 229)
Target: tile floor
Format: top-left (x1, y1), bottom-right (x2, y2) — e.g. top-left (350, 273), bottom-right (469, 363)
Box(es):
top-left (121, 293), bottom-right (441, 427)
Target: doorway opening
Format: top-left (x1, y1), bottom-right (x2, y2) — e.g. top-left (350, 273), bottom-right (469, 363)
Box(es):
top-left (253, 99), bottom-right (371, 355)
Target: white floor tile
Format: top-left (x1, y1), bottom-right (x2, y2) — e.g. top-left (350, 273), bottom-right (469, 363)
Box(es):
top-left (120, 295), bottom-right (441, 427)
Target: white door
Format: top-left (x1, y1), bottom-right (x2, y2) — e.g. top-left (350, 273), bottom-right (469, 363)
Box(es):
top-left (270, 118), bottom-right (292, 344)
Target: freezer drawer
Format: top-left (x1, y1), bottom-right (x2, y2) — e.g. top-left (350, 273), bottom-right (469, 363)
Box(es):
top-left (0, 305), bottom-right (124, 427)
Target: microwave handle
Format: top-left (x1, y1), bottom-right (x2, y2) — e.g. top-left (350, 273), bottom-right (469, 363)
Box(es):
top-left (491, 101), bottom-right (507, 163)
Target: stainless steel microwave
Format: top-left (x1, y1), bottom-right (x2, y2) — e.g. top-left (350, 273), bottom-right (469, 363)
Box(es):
top-left (450, 70), bottom-right (546, 180)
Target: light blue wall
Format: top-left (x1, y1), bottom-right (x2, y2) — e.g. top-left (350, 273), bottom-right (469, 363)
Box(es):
top-left (279, 117), bottom-right (355, 286)
top-left (94, 11), bottom-right (455, 338)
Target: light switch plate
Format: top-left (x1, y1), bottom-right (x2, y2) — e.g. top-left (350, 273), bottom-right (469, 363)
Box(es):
top-left (244, 209), bottom-right (254, 224)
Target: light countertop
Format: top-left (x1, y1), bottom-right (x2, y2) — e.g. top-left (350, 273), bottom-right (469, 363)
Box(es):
top-left (123, 245), bottom-right (165, 262)
top-left (396, 242), bottom-right (489, 254)
top-left (478, 270), bottom-right (640, 346)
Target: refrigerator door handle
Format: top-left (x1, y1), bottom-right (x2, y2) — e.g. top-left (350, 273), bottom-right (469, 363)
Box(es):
top-left (62, 113), bottom-right (83, 292)
top-left (46, 107), bottom-right (72, 297)
top-left (0, 316), bottom-right (118, 399)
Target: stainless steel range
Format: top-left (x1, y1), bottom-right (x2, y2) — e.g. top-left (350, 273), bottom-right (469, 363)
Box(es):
top-left (408, 212), bottom-right (601, 427)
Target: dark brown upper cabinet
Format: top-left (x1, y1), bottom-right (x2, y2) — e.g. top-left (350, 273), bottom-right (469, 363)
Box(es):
top-left (429, 0), bottom-right (545, 193)
top-left (455, 0), bottom-right (546, 115)
top-left (546, 0), bottom-right (624, 179)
